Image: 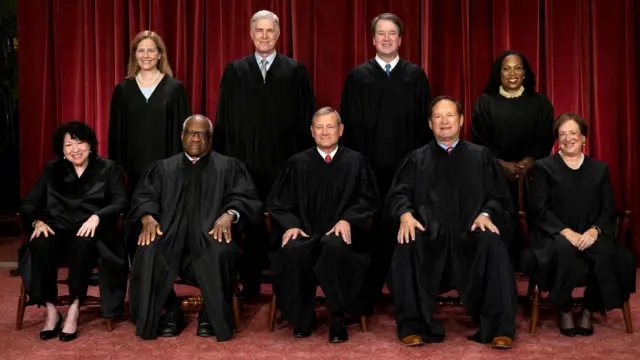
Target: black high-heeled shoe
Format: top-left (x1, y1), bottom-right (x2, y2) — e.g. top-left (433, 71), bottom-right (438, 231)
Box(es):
top-left (40, 312), bottom-right (63, 340)
top-left (576, 309), bottom-right (594, 336)
top-left (558, 312), bottom-right (577, 337)
top-left (59, 331), bottom-right (78, 342)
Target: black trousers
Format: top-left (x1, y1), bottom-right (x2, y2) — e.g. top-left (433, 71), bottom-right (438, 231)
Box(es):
top-left (389, 231), bottom-right (518, 343)
top-left (273, 234), bottom-right (370, 331)
top-left (27, 231), bottom-right (99, 306)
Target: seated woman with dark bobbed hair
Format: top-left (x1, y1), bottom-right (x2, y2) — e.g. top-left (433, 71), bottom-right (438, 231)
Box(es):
top-left (524, 113), bottom-right (635, 337)
top-left (19, 121), bottom-right (128, 342)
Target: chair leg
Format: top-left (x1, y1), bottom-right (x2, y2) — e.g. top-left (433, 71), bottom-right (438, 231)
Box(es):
top-left (360, 316), bottom-right (368, 333)
top-left (268, 294), bottom-right (277, 332)
top-left (623, 301), bottom-right (634, 334)
top-left (105, 318), bottom-right (113, 332)
top-left (529, 284), bottom-right (540, 334)
top-left (16, 282), bottom-right (26, 331)
top-left (232, 293), bottom-right (241, 332)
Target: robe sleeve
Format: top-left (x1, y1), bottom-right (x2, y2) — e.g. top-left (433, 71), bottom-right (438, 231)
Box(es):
top-left (168, 82), bottom-right (191, 156)
top-left (20, 162), bottom-right (54, 230)
top-left (479, 154), bottom-right (514, 230)
top-left (340, 158), bottom-right (380, 230)
top-left (339, 71), bottom-right (360, 149)
top-left (386, 152), bottom-right (418, 222)
top-left (127, 162), bottom-right (163, 226)
top-left (593, 166), bottom-right (616, 236)
top-left (415, 69), bottom-right (433, 145)
top-left (222, 159), bottom-right (263, 227)
top-left (94, 164), bottom-right (128, 221)
top-left (265, 162), bottom-right (304, 231)
top-left (529, 94), bottom-right (555, 160)
top-left (213, 63), bottom-right (234, 154)
top-left (471, 95), bottom-right (500, 158)
top-left (529, 163), bottom-right (569, 235)
top-left (108, 85), bottom-right (125, 162)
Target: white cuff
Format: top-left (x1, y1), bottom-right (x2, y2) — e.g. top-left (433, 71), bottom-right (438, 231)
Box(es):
top-left (227, 210), bottom-right (240, 223)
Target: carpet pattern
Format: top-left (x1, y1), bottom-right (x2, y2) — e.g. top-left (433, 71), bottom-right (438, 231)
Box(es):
top-left (0, 270), bottom-right (639, 360)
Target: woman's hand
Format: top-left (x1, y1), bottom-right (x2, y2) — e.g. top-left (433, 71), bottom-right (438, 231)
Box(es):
top-left (77, 215), bottom-right (100, 238)
top-left (30, 221), bottom-right (56, 240)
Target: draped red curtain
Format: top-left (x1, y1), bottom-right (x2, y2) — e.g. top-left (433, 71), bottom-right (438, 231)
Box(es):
top-left (17, 0), bottom-right (640, 257)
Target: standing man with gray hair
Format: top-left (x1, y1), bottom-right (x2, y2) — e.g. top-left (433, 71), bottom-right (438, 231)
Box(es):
top-left (214, 10), bottom-right (317, 298)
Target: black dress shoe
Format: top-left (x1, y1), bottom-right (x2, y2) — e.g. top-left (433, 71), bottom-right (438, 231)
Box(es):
top-left (59, 331), bottom-right (77, 342)
top-left (293, 328), bottom-right (312, 338)
top-left (329, 323), bottom-right (348, 343)
top-left (40, 313), bottom-right (63, 340)
top-left (196, 309), bottom-right (215, 337)
top-left (158, 306), bottom-right (185, 337)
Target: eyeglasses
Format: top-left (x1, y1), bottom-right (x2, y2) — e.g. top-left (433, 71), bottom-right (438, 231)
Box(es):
top-left (184, 130), bottom-right (211, 139)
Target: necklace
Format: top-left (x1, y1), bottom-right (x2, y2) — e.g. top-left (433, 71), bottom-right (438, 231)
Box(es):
top-left (499, 85), bottom-right (524, 98)
top-left (137, 70), bottom-right (161, 83)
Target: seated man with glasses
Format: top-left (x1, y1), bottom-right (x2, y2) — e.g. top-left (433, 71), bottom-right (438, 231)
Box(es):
top-left (127, 114), bottom-right (263, 342)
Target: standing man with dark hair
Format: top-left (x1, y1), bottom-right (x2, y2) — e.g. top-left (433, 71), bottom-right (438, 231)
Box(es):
top-left (340, 12), bottom-right (432, 301)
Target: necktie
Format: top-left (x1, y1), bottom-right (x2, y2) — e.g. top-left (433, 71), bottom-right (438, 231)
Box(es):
top-left (260, 58), bottom-right (268, 82)
top-left (325, 154), bottom-right (332, 164)
top-left (385, 64), bottom-right (391, 77)
top-left (446, 147), bottom-right (453, 154)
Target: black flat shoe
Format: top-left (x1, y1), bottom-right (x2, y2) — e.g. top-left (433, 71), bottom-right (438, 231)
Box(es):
top-left (559, 312), bottom-right (576, 337)
top-left (576, 309), bottom-right (594, 336)
top-left (329, 323), bottom-right (348, 343)
top-left (59, 331), bottom-right (77, 342)
top-left (576, 327), bottom-right (594, 336)
top-left (40, 312), bottom-right (63, 340)
top-left (196, 309), bottom-right (215, 337)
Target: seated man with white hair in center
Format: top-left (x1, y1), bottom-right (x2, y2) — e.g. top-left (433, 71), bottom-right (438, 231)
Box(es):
top-left (127, 114), bottom-right (263, 342)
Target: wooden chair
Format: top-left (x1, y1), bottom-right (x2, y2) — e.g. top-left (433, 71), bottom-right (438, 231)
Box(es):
top-left (265, 213), bottom-right (369, 333)
top-left (15, 166), bottom-right (130, 332)
top-left (519, 169), bottom-right (634, 334)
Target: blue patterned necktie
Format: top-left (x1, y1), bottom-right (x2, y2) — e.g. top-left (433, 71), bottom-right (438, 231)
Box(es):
top-left (385, 63), bottom-right (391, 77)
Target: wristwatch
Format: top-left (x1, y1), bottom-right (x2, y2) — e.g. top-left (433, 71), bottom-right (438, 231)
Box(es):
top-left (590, 225), bottom-right (601, 235)
top-left (480, 212), bottom-right (490, 218)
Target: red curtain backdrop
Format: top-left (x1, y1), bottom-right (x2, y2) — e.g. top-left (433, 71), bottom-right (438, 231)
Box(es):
top-left (17, 0), bottom-right (640, 257)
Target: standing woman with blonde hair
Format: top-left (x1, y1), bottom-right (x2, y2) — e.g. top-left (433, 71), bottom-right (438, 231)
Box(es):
top-left (108, 30), bottom-right (191, 192)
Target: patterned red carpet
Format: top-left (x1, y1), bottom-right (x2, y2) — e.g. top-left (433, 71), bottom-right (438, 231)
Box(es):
top-left (0, 270), bottom-right (638, 360)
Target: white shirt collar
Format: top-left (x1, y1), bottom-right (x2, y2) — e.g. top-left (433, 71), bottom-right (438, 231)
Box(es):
top-left (255, 51), bottom-right (277, 70)
top-left (184, 153), bottom-right (199, 163)
top-left (317, 146), bottom-right (339, 160)
top-left (375, 54), bottom-right (400, 72)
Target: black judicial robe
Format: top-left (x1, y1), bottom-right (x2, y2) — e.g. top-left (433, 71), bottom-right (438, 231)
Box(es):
top-left (267, 146), bottom-right (380, 324)
top-left (471, 91), bottom-right (554, 162)
top-left (267, 146), bottom-right (380, 243)
top-left (127, 152), bottom-right (263, 341)
top-left (523, 154), bottom-right (635, 310)
top-left (108, 76), bottom-right (191, 190)
top-left (214, 54), bottom-right (316, 199)
top-left (387, 141), bottom-right (517, 341)
top-left (19, 157), bottom-right (128, 317)
top-left (340, 58), bottom-right (432, 194)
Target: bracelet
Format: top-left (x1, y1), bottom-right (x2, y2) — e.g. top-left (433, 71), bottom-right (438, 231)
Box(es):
top-left (32, 220), bottom-right (40, 228)
top-left (590, 225), bottom-right (601, 235)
